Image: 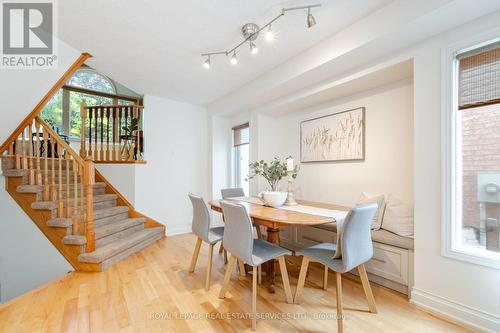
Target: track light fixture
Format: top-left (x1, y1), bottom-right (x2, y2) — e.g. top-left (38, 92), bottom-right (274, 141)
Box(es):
top-left (307, 8), bottom-right (317, 28)
top-left (201, 3), bottom-right (321, 69)
top-left (250, 41), bottom-right (258, 54)
top-left (203, 56), bottom-right (211, 69)
top-left (265, 25), bottom-right (274, 41)
top-left (230, 51), bottom-right (238, 65)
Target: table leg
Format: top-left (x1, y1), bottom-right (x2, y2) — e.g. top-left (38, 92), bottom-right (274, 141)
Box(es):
top-left (266, 227), bottom-right (280, 294)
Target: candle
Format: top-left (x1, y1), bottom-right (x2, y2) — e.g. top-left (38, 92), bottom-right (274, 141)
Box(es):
top-left (286, 158), bottom-right (294, 172)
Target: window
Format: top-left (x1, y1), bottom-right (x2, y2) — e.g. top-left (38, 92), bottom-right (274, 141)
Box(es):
top-left (39, 68), bottom-right (139, 139)
top-left (444, 38), bottom-right (500, 268)
top-left (233, 123), bottom-right (250, 195)
top-left (67, 69), bottom-right (116, 94)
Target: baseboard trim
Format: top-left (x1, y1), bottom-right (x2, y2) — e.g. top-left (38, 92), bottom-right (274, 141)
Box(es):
top-left (167, 226), bottom-right (192, 236)
top-left (411, 288), bottom-right (500, 333)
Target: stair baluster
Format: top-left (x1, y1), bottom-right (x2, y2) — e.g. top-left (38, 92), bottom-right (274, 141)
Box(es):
top-left (65, 157), bottom-right (71, 218)
top-left (28, 122), bottom-right (34, 185)
top-left (84, 157), bottom-right (95, 252)
top-left (43, 130), bottom-right (49, 200)
top-left (106, 107), bottom-right (110, 161)
top-left (57, 150), bottom-right (63, 217)
top-left (94, 107), bottom-right (98, 161)
top-left (35, 122), bottom-right (42, 185)
top-left (50, 136), bottom-right (56, 201)
top-left (21, 126), bottom-right (27, 170)
top-left (100, 108), bottom-right (104, 161)
top-left (80, 100), bottom-right (87, 158)
top-left (72, 158), bottom-right (79, 235)
top-left (118, 107), bottom-right (122, 161)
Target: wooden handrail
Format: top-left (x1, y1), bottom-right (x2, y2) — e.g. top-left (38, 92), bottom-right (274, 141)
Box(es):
top-left (0, 53), bottom-right (92, 153)
top-left (35, 117), bottom-right (85, 165)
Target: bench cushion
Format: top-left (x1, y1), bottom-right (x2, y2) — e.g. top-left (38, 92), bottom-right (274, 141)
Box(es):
top-left (371, 229), bottom-right (414, 250)
top-left (313, 223), bottom-right (414, 250)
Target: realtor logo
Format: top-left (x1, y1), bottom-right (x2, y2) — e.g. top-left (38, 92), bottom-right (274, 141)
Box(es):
top-left (1, 0), bottom-right (57, 69)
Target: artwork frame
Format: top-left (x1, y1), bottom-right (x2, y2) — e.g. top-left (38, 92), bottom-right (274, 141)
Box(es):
top-left (300, 107), bottom-right (365, 163)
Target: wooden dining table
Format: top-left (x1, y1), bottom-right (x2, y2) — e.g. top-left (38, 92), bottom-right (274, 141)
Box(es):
top-left (209, 198), bottom-right (350, 293)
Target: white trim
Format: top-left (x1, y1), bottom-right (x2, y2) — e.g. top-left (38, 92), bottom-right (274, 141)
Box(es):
top-left (441, 27), bottom-right (500, 269)
top-left (411, 288), bottom-right (500, 333)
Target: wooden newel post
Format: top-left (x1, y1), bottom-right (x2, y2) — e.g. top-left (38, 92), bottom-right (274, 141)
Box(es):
top-left (84, 157), bottom-right (95, 252)
top-left (80, 100), bottom-right (87, 158)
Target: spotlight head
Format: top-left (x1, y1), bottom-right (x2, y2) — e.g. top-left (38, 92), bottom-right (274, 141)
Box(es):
top-left (203, 56), bottom-right (211, 69)
top-left (265, 25), bottom-right (274, 41)
top-left (306, 9), bottom-right (316, 28)
top-left (230, 52), bottom-right (238, 65)
top-left (250, 42), bottom-right (258, 55)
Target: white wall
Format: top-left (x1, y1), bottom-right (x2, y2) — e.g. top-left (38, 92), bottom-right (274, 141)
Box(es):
top-left (253, 80), bottom-right (414, 206)
top-left (96, 164), bottom-right (136, 205)
top-left (135, 95), bottom-right (208, 235)
top-left (0, 175), bottom-right (72, 303)
top-left (0, 40), bottom-right (81, 143)
top-left (409, 17), bottom-right (500, 332)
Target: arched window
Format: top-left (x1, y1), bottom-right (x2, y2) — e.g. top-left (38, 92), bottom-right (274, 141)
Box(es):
top-left (40, 68), bottom-right (140, 138)
top-left (67, 69), bottom-right (116, 94)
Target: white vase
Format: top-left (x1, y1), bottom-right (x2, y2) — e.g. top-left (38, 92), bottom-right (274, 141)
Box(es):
top-left (258, 191), bottom-right (288, 207)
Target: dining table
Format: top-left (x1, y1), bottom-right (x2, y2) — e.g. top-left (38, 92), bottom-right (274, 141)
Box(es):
top-left (209, 197), bottom-right (350, 293)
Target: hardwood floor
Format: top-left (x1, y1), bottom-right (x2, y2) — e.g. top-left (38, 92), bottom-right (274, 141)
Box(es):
top-left (0, 233), bottom-right (473, 333)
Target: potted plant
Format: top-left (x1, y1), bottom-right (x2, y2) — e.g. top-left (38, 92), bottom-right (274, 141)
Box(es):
top-left (247, 156), bottom-right (298, 207)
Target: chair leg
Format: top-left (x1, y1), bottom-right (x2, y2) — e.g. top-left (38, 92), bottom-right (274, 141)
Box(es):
top-left (252, 265), bottom-right (257, 331)
top-left (223, 249), bottom-right (228, 264)
top-left (257, 265), bottom-right (262, 284)
top-left (219, 242), bottom-right (224, 254)
top-left (219, 255), bottom-right (236, 298)
top-left (293, 257), bottom-right (309, 304)
top-left (278, 256), bottom-right (293, 304)
top-left (357, 264), bottom-right (377, 313)
top-left (189, 237), bottom-right (203, 273)
top-left (323, 265), bottom-right (329, 290)
top-left (205, 244), bottom-right (214, 291)
top-left (237, 259), bottom-right (246, 277)
top-left (255, 225), bottom-right (263, 239)
top-left (336, 272), bottom-right (344, 333)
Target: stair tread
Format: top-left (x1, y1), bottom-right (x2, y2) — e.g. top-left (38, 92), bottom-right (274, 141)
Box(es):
top-left (31, 194), bottom-right (117, 210)
top-left (78, 227), bottom-right (163, 263)
top-left (3, 169), bottom-right (28, 177)
top-left (47, 217), bottom-right (72, 227)
top-left (94, 217), bottom-right (146, 239)
top-left (94, 206), bottom-right (129, 220)
top-left (16, 184), bottom-right (43, 193)
top-left (62, 235), bottom-right (86, 245)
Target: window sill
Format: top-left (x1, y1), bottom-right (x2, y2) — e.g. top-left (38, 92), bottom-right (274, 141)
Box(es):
top-left (443, 245), bottom-right (500, 270)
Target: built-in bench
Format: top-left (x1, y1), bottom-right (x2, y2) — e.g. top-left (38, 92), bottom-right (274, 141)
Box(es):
top-left (277, 222), bottom-right (414, 296)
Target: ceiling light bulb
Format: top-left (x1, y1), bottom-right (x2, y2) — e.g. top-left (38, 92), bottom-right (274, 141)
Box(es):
top-left (265, 25), bottom-right (274, 41)
top-left (250, 42), bottom-right (258, 55)
top-left (306, 8), bottom-right (316, 28)
top-left (203, 56), bottom-right (211, 69)
top-left (230, 52), bottom-right (238, 65)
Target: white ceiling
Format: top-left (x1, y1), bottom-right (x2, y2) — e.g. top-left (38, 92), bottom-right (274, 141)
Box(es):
top-left (58, 0), bottom-right (390, 105)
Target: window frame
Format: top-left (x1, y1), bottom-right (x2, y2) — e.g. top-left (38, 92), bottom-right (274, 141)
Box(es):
top-left (442, 30), bottom-right (500, 269)
top-left (232, 123), bottom-right (250, 195)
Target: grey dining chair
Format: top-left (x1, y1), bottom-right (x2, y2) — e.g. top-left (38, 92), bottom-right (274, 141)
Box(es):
top-left (221, 187), bottom-right (264, 241)
top-left (188, 193), bottom-right (225, 291)
top-left (220, 187), bottom-right (245, 199)
top-left (294, 203), bottom-right (379, 333)
top-left (219, 201), bottom-right (293, 331)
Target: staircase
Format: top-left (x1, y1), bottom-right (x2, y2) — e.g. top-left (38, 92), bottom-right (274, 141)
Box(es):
top-left (0, 53), bottom-right (165, 272)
